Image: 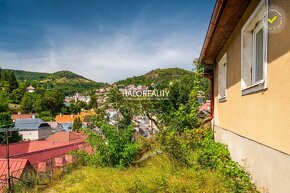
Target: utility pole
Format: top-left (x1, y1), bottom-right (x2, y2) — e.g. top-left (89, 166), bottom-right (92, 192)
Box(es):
top-left (6, 127), bottom-right (12, 193)
top-left (1, 124), bottom-right (15, 193)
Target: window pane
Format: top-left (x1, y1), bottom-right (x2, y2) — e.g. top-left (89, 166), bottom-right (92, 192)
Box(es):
top-left (219, 63), bottom-right (226, 98)
top-left (255, 28), bottom-right (264, 82)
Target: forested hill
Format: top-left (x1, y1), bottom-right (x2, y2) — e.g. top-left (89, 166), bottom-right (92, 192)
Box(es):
top-left (115, 68), bottom-right (195, 87)
top-left (11, 69), bottom-right (90, 82)
top-left (6, 69), bottom-right (107, 95)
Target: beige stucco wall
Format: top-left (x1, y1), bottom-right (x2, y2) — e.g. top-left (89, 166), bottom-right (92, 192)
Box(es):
top-left (19, 128), bottom-right (52, 140)
top-left (214, 0), bottom-right (290, 155)
top-left (214, 125), bottom-right (290, 193)
top-left (19, 130), bottom-right (39, 141)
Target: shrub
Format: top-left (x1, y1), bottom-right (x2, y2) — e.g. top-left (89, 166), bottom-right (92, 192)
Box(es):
top-left (159, 127), bottom-right (257, 192)
top-left (77, 123), bottom-right (140, 167)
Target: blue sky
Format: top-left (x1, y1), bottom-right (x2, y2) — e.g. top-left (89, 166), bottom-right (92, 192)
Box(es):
top-left (0, 0), bottom-right (214, 83)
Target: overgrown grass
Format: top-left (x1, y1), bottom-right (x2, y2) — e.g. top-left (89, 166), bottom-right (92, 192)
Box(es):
top-left (45, 155), bottom-right (231, 193)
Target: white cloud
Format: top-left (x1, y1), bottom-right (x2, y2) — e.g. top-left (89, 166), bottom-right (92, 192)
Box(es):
top-left (0, 15), bottom-right (205, 83)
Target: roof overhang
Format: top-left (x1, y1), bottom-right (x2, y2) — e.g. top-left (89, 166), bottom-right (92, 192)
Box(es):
top-left (199, 0), bottom-right (252, 65)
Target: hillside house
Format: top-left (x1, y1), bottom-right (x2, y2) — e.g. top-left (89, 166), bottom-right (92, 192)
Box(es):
top-left (199, 0), bottom-right (290, 192)
top-left (26, 85), bottom-right (35, 93)
top-left (48, 122), bottom-right (65, 133)
top-left (11, 113), bottom-right (33, 122)
top-left (0, 138), bottom-right (89, 186)
top-left (15, 118), bottom-right (52, 141)
top-left (55, 114), bottom-right (77, 131)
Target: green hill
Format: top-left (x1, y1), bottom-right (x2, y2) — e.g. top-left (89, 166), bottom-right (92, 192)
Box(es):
top-left (7, 69), bottom-right (107, 95)
top-left (115, 68), bottom-right (194, 88)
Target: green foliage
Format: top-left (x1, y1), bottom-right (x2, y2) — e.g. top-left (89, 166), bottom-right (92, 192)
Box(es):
top-left (0, 91), bottom-right (9, 112)
top-left (0, 112), bottom-right (22, 143)
top-left (42, 90), bottom-right (65, 113)
top-left (47, 155), bottom-right (236, 193)
top-left (0, 69), bottom-right (19, 92)
top-left (159, 127), bottom-right (257, 192)
top-left (20, 90), bottom-right (64, 115)
top-left (72, 116), bottom-right (82, 132)
top-left (88, 94), bottom-right (98, 109)
top-left (115, 68), bottom-right (194, 88)
top-left (10, 88), bottom-right (25, 104)
top-left (11, 69), bottom-right (106, 95)
top-left (79, 123), bottom-right (140, 167)
top-left (194, 130), bottom-right (257, 192)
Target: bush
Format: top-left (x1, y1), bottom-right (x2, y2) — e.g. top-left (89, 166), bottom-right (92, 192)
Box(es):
top-left (159, 127), bottom-right (258, 192)
top-left (77, 123), bottom-right (140, 167)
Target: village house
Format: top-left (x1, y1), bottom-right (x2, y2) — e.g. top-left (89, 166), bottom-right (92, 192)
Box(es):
top-left (55, 114), bottom-right (77, 131)
top-left (0, 133), bottom-right (89, 187)
top-left (11, 113), bottom-right (34, 122)
top-left (26, 85), bottom-right (35, 93)
top-left (199, 0), bottom-right (290, 192)
top-left (74, 92), bottom-right (91, 104)
top-left (198, 100), bottom-right (211, 118)
top-left (48, 121), bottom-right (65, 133)
top-left (15, 118), bottom-right (52, 141)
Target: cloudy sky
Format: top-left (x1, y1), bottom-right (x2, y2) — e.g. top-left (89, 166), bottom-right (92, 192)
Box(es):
top-left (0, 0), bottom-right (214, 83)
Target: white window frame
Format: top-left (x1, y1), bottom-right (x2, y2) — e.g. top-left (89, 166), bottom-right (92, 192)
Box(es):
top-left (241, 0), bottom-right (268, 96)
top-left (218, 53), bottom-right (227, 102)
top-left (252, 21), bottom-right (266, 84)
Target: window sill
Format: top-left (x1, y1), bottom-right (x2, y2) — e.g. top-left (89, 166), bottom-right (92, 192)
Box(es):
top-left (219, 97), bottom-right (227, 103)
top-left (241, 80), bottom-right (267, 95)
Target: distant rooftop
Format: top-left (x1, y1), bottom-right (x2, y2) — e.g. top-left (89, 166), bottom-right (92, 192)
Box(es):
top-left (15, 118), bottom-right (50, 130)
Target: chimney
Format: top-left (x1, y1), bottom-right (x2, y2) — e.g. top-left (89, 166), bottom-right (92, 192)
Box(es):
top-left (32, 114), bottom-right (35, 119)
top-left (60, 113), bottom-right (62, 117)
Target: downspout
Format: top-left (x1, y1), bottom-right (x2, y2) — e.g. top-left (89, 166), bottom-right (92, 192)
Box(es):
top-left (203, 68), bottom-right (214, 124)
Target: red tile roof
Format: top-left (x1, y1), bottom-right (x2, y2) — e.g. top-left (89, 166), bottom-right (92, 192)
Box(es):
top-left (15, 143), bottom-right (86, 165)
top-left (0, 141), bottom-right (71, 158)
top-left (0, 158), bottom-right (30, 180)
top-left (46, 132), bottom-right (85, 143)
top-left (199, 101), bottom-right (211, 112)
top-left (11, 114), bottom-right (33, 122)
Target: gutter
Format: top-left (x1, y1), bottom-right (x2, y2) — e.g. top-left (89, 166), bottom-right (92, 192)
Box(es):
top-left (199, 0), bottom-right (227, 63)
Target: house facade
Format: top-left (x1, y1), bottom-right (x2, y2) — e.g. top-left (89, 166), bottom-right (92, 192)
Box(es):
top-left (15, 118), bottom-right (52, 140)
top-left (199, 0), bottom-right (290, 192)
top-left (55, 114), bottom-right (76, 131)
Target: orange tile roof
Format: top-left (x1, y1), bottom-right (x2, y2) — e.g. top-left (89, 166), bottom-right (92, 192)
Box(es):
top-left (80, 111), bottom-right (96, 116)
top-left (55, 115), bottom-right (77, 123)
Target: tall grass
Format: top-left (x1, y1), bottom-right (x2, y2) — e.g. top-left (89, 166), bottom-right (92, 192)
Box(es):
top-left (46, 155), bottom-right (230, 193)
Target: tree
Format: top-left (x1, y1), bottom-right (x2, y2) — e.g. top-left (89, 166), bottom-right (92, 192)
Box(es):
top-left (76, 100), bottom-right (88, 110)
top-left (7, 70), bottom-right (18, 91)
top-left (88, 94), bottom-right (98, 109)
top-left (0, 91), bottom-right (9, 112)
top-left (10, 88), bottom-right (25, 104)
top-left (42, 90), bottom-right (64, 114)
top-left (20, 93), bottom-right (36, 113)
top-left (0, 70), bottom-right (18, 92)
top-left (72, 116), bottom-right (82, 132)
top-left (0, 112), bottom-right (22, 143)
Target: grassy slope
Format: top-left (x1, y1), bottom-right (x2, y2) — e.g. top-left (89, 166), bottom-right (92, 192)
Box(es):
top-left (46, 155), bottom-right (229, 193)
